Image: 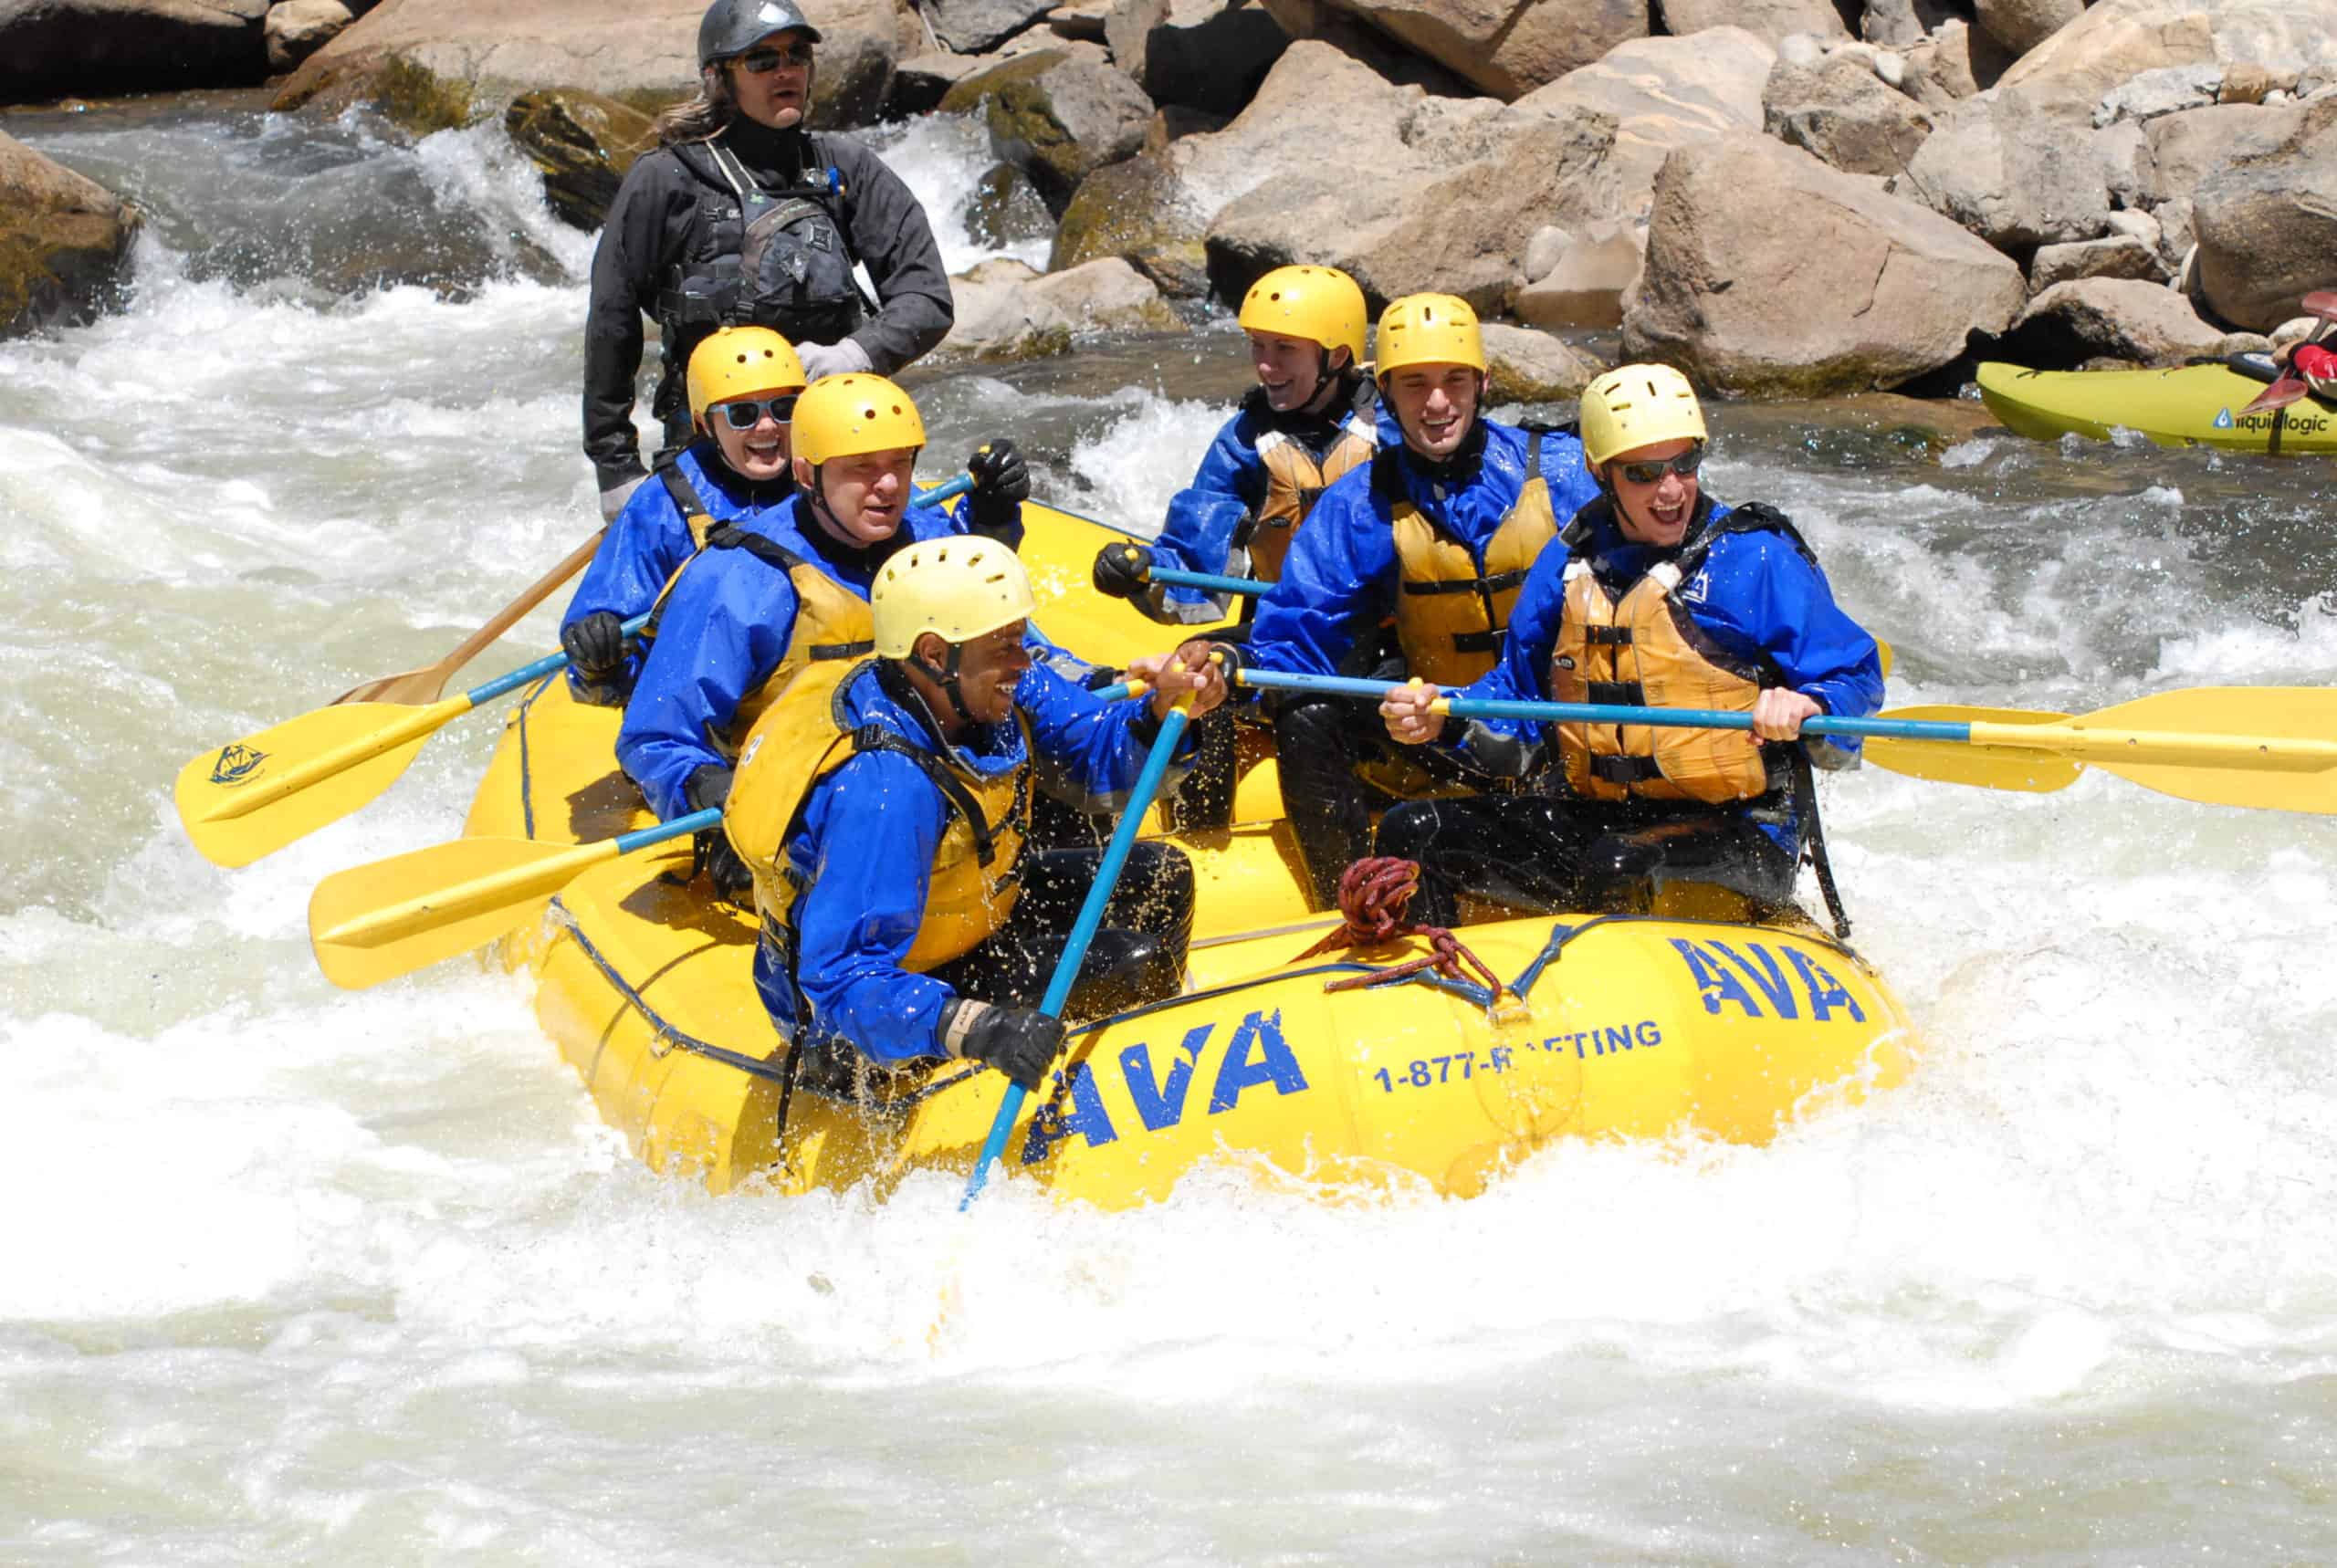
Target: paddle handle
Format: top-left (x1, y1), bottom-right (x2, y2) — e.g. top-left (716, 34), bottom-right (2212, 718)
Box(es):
top-left (463, 612), bottom-right (654, 707)
top-left (1149, 566), bottom-right (1265, 598)
top-left (1232, 669), bottom-right (1970, 743)
top-left (920, 473), bottom-right (977, 507)
top-left (961, 698), bottom-right (1195, 1209)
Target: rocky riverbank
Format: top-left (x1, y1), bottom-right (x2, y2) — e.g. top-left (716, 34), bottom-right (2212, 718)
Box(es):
top-left (5, 0), bottom-right (2335, 399)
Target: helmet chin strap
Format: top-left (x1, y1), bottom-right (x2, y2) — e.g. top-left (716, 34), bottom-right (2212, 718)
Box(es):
top-left (910, 640), bottom-right (971, 726)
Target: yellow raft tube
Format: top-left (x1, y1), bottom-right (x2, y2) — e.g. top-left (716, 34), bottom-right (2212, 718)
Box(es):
top-left (464, 500), bottom-right (1917, 1207)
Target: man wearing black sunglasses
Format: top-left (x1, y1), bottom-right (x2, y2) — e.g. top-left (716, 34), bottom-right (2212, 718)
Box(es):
top-left (560, 326), bottom-right (808, 706)
top-left (582, 0), bottom-right (953, 525)
top-left (1375, 364), bottom-right (1883, 925)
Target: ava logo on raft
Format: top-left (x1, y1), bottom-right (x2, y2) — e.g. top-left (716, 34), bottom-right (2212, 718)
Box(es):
top-left (209, 743), bottom-right (267, 786)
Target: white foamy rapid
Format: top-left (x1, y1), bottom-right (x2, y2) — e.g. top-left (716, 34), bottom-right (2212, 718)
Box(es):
top-left (5, 104), bottom-right (2337, 1564)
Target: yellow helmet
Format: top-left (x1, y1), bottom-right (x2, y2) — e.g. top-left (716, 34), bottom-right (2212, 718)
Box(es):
top-left (873, 535), bottom-right (1036, 658)
top-left (1373, 293), bottom-right (1485, 377)
top-left (1579, 363), bottom-right (1707, 469)
top-left (686, 327), bottom-right (807, 432)
top-left (791, 373), bottom-right (927, 467)
top-left (1238, 265), bottom-right (1368, 365)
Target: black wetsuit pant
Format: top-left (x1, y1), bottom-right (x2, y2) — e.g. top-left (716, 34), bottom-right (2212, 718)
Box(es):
top-left (1374, 794), bottom-right (1798, 926)
top-left (925, 842), bottom-right (1194, 1021)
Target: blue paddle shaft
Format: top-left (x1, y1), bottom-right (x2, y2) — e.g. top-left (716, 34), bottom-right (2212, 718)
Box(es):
top-left (458, 473), bottom-right (977, 712)
top-left (612, 806), bottom-right (722, 855)
top-left (1232, 668), bottom-right (1975, 745)
top-left (1149, 566), bottom-right (1265, 597)
top-left (962, 701), bottom-right (1192, 1208)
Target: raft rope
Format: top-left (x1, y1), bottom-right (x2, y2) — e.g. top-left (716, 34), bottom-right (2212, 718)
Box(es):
top-left (1292, 856), bottom-right (1514, 999)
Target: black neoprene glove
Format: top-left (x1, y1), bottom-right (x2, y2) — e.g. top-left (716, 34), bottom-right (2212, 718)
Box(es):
top-left (965, 439), bottom-right (1030, 547)
top-left (1092, 540), bottom-right (1153, 600)
top-left (561, 610), bottom-right (627, 676)
top-left (685, 765), bottom-right (752, 904)
top-left (941, 997), bottom-right (1064, 1092)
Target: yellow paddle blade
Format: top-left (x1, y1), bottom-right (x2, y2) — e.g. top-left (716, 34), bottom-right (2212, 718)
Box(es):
top-left (1876, 638), bottom-right (1894, 679)
top-left (1864, 706), bottom-right (2082, 794)
top-left (309, 833), bottom-right (620, 990)
top-left (175, 697), bottom-right (464, 868)
top-left (2033, 685), bottom-right (2337, 815)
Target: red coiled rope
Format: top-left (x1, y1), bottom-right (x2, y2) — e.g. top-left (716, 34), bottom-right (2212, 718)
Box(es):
top-left (1292, 856), bottom-right (1509, 997)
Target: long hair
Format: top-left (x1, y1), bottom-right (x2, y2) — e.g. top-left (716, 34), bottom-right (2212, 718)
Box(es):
top-left (656, 67), bottom-right (735, 145)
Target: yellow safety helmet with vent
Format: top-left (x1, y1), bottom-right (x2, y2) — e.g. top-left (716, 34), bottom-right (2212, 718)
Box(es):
top-left (1579, 363), bottom-right (1707, 469)
top-left (1238, 265), bottom-right (1368, 365)
top-left (1374, 293), bottom-right (1485, 378)
top-left (686, 327), bottom-right (808, 433)
top-left (873, 535), bottom-right (1036, 657)
top-left (791, 373), bottom-right (927, 467)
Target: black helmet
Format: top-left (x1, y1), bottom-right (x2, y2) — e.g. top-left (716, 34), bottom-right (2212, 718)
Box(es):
top-left (697, 0), bottom-right (823, 67)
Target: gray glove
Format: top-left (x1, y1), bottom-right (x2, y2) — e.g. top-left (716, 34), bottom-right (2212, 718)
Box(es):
top-left (598, 473), bottom-right (645, 522)
top-left (797, 339), bottom-right (874, 382)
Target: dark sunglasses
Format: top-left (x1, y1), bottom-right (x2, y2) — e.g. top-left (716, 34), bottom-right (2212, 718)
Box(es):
top-left (1615, 447), bottom-right (1704, 486)
top-left (717, 394), bottom-right (798, 429)
top-left (736, 43), bottom-right (813, 73)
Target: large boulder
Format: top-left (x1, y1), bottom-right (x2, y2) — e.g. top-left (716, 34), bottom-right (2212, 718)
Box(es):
top-left (1622, 132), bottom-right (2027, 397)
top-left (1307, 0), bottom-right (1647, 101)
top-left (2005, 277), bottom-right (2257, 366)
top-left (503, 89), bottom-right (660, 232)
top-left (1658, 0), bottom-right (1851, 48)
top-left (1898, 96), bottom-right (2111, 249)
top-left (0, 0), bottom-right (268, 102)
top-left (1901, 19), bottom-right (2008, 110)
top-left (2027, 234), bottom-right (2165, 292)
top-left (1989, 0), bottom-right (2337, 123)
top-left (1763, 49), bottom-right (1934, 175)
top-left (1481, 323), bottom-right (1603, 402)
top-left (2140, 101), bottom-right (2302, 208)
top-left (937, 255), bottom-right (1185, 359)
top-left (1252, 0), bottom-right (1478, 95)
top-left (0, 129), bottom-right (139, 339)
top-left (940, 49), bottom-right (1153, 214)
top-left (1049, 147), bottom-right (1210, 295)
top-left (2191, 102), bottom-right (2337, 330)
top-left (267, 0), bottom-right (362, 76)
top-left (925, 0), bottom-right (1055, 52)
top-left (1513, 26), bottom-right (1776, 225)
top-left (1972, 0), bottom-right (2082, 61)
top-left (1510, 220), bottom-right (1640, 329)
top-left (1104, 0), bottom-right (1288, 115)
top-left (274, 0), bottom-right (899, 130)
top-left (1200, 47), bottom-right (1621, 311)
top-left (1861, 0), bottom-right (1956, 49)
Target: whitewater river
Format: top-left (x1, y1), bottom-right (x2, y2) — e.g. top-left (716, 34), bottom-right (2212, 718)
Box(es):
top-left (6, 95), bottom-right (2337, 1564)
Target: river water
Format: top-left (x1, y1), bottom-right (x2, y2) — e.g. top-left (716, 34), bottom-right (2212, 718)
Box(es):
top-left (5, 98), bottom-right (2336, 1564)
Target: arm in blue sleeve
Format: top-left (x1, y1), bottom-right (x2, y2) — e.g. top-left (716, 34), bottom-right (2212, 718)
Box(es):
top-left (1446, 539), bottom-right (1568, 776)
top-left (1699, 535), bottom-right (1885, 768)
top-left (561, 482), bottom-right (693, 695)
top-left (1150, 413), bottom-right (1265, 622)
top-left (1238, 481), bottom-right (1397, 678)
top-left (791, 754), bottom-right (959, 1064)
top-left (1016, 662), bottom-right (1194, 810)
top-left (615, 559), bottom-right (799, 819)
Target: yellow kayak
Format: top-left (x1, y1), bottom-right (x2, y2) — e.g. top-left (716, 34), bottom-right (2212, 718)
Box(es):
top-left (1976, 359), bottom-right (2337, 455)
top-left (462, 499), bottom-right (1918, 1207)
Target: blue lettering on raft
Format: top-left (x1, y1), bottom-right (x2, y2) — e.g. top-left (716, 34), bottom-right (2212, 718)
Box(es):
top-left (1670, 938), bottom-right (1866, 1023)
top-left (1022, 1009), bottom-right (1310, 1164)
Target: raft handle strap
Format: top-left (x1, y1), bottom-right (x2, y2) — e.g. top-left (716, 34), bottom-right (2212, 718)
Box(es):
top-left (1793, 745), bottom-right (1852, 939)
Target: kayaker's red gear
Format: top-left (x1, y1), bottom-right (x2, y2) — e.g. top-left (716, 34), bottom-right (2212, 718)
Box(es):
top-left (2291, 342), bottom-right (2337, 392)
top-left (1295, 856), bottom-right (1509, 998)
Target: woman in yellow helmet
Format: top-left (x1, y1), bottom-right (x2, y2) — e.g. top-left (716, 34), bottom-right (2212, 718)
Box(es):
top-left (723, 537), bottom-right (1228, 1092)
top-left (1179, 292), bottom-right (1602, 908)
top-left (559, 325), bottom-right (808, 706)
top-left (615, 373), bottom-right (1032, 900)
top-left (1374, 364), bottom-right (1883, 924)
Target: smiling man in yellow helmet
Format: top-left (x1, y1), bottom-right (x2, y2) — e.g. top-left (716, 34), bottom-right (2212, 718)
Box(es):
top-left (616, 372), bottom-right (1032, 901)
top-left (1373, 363), bottom-right (1882, 924)
top-left (560, 325), bottom-right (808, 706)
top-left (1178, 292), bottom-right (1602, 908)
top-left (723, 536), bottom-right (1227, 1093)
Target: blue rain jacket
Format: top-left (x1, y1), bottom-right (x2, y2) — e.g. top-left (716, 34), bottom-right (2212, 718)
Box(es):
top-left (1149, 380), bottom-right (1389, 622)
top-left (615, 491), bottom-right (965, 821)
top-left (560, 441), bottom-right (792, 700)
top-left (1238, 419), bottom-right (1601, 678)
top-left (757, 659), bottom-right (1193, 1063)
top-left (1448, 496), bottom-right (1885, 852)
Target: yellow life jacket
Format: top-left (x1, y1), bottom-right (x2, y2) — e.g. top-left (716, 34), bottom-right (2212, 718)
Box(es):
top-left (726, 660), bottom-right (1032, 970)
top-left (1551, 501), bottom-right (1809, 807)
top-left (1246, 410), bottom-right (1377, 583)
top-left (1384, 434), bottom-right (1563, 686)
top-left (636, 524), bottom-right (879, 760)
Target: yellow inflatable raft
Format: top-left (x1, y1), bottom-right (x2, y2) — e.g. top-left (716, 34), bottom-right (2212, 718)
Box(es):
top-left (464, 500), bottom-right (1917, 1207)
